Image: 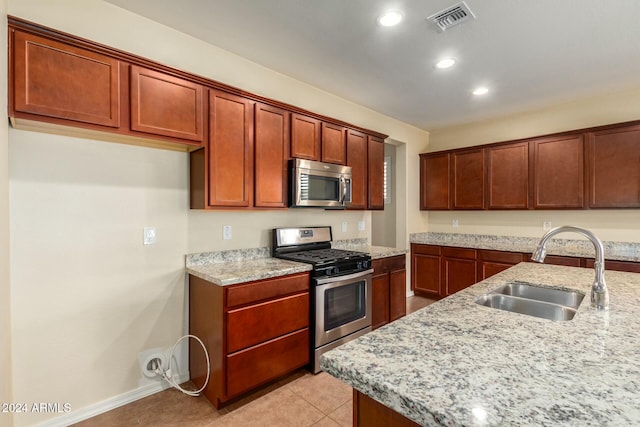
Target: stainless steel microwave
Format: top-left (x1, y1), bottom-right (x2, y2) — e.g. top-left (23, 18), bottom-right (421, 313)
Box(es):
top-left (289, 159), bottom-right (352, 208)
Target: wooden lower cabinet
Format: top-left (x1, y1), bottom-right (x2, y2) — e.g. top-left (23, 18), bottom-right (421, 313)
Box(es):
top-left (189, 272), bottom-right (310, 408)
top-left (372, 256), bottom-right (407, 330)
top-left (353, 390), bottom-right (420, 427)
top-left (478, 249), bottom-right (525, 280)
top-left (411, 244), bottom-right (441, 298)
top-left (413, 243), bottom-right (640, 299)
top-left (442, 247), bottom-right (477, 296)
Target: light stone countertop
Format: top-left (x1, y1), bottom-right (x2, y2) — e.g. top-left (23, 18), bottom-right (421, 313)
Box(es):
top-left (185, 242), bottom-right (405, 286)
top-left (410, 232), bottom-right (640, 262)
top-left (185, 247), bottom-right (312, 286)
top-left (320, 262), bottom-right (640, 426)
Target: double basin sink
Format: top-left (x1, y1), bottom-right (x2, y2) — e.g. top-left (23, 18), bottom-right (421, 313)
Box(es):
top-left (475, 281), bottom-right (585, 321)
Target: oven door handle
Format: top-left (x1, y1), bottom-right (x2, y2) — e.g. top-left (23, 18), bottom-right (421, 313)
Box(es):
top-left (314, 268), bottom-right (373, 285)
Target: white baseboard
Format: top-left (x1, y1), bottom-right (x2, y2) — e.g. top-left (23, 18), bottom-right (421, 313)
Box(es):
top-left (406, 290), bottom-right (415, 297)
top-left (34, 373), bottom-right (190, 427)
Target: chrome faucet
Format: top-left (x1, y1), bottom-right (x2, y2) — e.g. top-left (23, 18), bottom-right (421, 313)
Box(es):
top-left (531, 226), bottom-right (609, 310)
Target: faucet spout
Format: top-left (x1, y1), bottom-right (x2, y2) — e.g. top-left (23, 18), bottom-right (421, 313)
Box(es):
top-left (531, 226), bottom-right (609, 310)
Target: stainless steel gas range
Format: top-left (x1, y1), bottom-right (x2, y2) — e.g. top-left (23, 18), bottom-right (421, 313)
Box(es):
top-left (272, 226), bottom-right (372, 373)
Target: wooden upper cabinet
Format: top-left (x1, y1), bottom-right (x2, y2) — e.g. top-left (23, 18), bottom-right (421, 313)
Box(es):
top-left (254, 103), bottom-right (290, 208)
top-left (486, 142), bottom-right (529, 209)
top-left (321, 123), bottom-right (346, 165)
top-left (130, 65), bottom-right (204, 143)
top-left (451, 149), bottom-right (484, 209)
top-left (290, 113), bottom-right (321, 160)
top-left (531, 135), bottom-right (584, 209)
top-left (12, 30), bottom-right (121, 128)
top-left (208, 90), bottom-right (254, 207)
top-left (346, 129), bottom-right (368, 210)
top-left (420, 153), bottom-right (450, 210)
top-left (368, 136), bottom-right (385, 210)
top-left (587, 125), bottom-right (640, 208)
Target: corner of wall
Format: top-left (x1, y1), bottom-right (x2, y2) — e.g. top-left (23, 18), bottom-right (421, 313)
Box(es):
top-left (1, 3), bottom-right (14, 427)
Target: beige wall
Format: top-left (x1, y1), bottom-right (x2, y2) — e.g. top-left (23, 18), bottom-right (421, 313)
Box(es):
top-left (1, 2), bottom-right (14, 427)
top-left (427, 89), bottom-right (640, 242)
top-left (6, 0), bottom-right (428, 425)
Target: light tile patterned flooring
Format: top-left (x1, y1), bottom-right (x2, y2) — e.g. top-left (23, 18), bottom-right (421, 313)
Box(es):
top-left (74, 295), bottom-right (435, 426)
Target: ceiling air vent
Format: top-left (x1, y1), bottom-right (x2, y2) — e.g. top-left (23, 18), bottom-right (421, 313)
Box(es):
top-left (427, 1), bottom-right (476, 32)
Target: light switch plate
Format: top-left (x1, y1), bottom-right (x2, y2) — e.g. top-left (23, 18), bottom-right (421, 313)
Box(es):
top-left (358, 221), bottom-right (365, 231)
top-left (452, 219), bottom-right (459, 228)
top-left (342, 222), bottom-right (348, 232)
top-left (143, 227), bottom-right (157, 245)
top-left (223, 225), bottom-right (232, 240)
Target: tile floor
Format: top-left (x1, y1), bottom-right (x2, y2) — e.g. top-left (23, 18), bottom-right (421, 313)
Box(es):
top-left (74, 295), bottom-right (436, 426)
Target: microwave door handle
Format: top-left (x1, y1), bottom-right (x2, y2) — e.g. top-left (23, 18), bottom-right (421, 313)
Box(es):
top-left (340, 176), bottom-right (347, 204)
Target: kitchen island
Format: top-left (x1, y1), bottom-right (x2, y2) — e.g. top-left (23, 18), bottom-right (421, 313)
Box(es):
top-left (320, 262), bottom-right (640, 426)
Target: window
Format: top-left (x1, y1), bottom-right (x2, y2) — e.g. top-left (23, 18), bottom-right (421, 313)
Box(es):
top-left (384, 155), bottom-right (392, 204)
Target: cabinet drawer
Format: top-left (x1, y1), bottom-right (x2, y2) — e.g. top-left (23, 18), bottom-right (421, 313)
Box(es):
top-left (411, 244), bottom-right (440, 256)
top-left (477, 250), bottom-right (524, 264)
top-left (442, 246), bottom-right (476, 259)
top-left (373, 255), bottom-right (406, 274)
top-left (226, 273), bottom-right (309, 308)
top-left (226, 328), bottom-right (309, 398)
top-left (227, 293), bottom-right (309, 353)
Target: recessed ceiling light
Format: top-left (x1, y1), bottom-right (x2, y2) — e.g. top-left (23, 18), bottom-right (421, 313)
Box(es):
top-left (472, 86), bottom-right (489, 96)
top-left (435, 58), bottom-right (456, 69)
top-left (377, 10), bottom-right (403, 27)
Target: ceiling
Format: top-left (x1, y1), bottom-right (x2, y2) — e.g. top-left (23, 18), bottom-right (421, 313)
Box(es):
top-left (105, 0), bottom-right (640, 131)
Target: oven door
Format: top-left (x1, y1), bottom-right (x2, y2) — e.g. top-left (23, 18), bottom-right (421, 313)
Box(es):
top-left (314, 269), bottom-right (373, 348)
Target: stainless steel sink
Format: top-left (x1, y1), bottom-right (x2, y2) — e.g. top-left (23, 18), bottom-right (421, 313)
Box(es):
top-left (475, 282), bottom-right (585, 321)
top-left (491, 281), bottom-right (584, 309)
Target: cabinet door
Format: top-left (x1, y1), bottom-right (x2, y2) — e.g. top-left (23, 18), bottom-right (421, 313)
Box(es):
top-left (389, 269), bottom-right (407, 322)
top-left (12, 30), bottom-right (121, 128)
top-left (371, 273), bottom-right (390, 330)
top-left (291, 113), bottom-right (321, 160)
top-left (486, 142), bottom-right (529, 209)
top-left (420, 153), bottom-right (450, 210)
top-left (452, 149), bottom-right (484, 209)
top-left (531, 135), bottom-right (584, 209)
top-left (346, 129), bottom-right (368, 210)
top-left (477, 250), bottom-right (524, 280)
top-left (321, 122), bottom-right (346, 165)
top-left (368, 136), bottom-right (385, 210)
top-left (411, 244), bottom-right (441, 297)
top-left (442, 247), bottom-right (477, 296)
top-left (254, 103), bottom-right (289, 208)
top-left (130, 65), bottom-right (204, 143)
top-left (208, 90), bottom-right (254, 207)
top-left (587, 125), bottom-right (640, 208)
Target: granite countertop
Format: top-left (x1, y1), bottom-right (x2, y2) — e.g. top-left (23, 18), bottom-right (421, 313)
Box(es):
top-left (185, 242), bottom-right (405, 286)
top-left (320, 262), bottom-right (640, 426)
top-left (410, 232), bottom-right (640, 262)
top-left (185, 247), bottom-right (312, 286)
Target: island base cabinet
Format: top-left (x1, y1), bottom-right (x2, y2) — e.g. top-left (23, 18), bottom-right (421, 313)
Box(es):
top-left (354, 390), bottom-right (420, 427)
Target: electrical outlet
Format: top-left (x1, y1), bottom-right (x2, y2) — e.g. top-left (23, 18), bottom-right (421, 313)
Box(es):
top-left (139, 348), bottom-right (167, 379)
top-left (358, 221), bottom-right (365, 231)
top-left (223, 225), bottom-right (232, 240)
top-left (342, 222), bottom-right (347, 232)
top-left (543, 221), bottom-right (552, 231)
top-left (143, 227), bottom-right (157, 245)
top-left (452, 219), bottom-right (459, 228)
